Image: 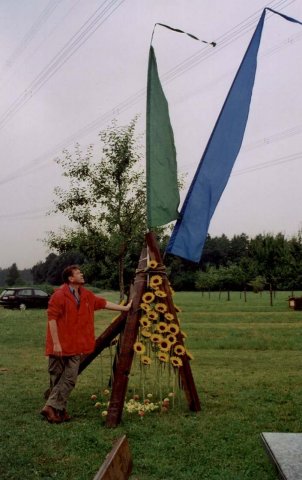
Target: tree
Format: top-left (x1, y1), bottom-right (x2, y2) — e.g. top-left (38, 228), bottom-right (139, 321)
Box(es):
top-left (47, 118), bottom-right (146, 299)
top-left (6, 263), bottom-right (20, 286)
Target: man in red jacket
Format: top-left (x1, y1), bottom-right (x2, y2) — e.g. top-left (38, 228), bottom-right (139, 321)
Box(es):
top-left (41, 265), bottom-right (132, 424)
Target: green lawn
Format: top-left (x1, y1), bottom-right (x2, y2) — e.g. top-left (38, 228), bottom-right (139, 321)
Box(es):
top-left (0, 290), bottom-right (301, 479)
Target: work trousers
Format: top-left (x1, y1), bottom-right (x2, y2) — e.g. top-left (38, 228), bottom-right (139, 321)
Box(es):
top-left (46, 355), bottom-right (81, 412)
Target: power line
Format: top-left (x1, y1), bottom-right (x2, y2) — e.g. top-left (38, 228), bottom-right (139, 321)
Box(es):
top-left (233, 151), bottom-right (302, 176)
top-left (0, 0), bottom-right (299, 186)
top-left (0, 0), bottom-right (126, 130)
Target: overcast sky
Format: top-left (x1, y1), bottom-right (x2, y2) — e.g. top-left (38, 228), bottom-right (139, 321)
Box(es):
top-left (0, 0), bottom-right (302, 269)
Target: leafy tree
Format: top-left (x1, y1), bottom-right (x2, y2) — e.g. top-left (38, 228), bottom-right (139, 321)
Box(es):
top-left (6, 263), bottom-right (20, 286)
top-left (47, 118), bottom-right (146, 299)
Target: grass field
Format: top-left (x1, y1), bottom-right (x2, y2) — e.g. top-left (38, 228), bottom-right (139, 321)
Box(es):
top-left (0, 290), bottom-right (302, 479)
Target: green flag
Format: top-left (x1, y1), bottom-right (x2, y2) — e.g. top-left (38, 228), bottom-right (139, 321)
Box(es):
top-left (146, 45), bottom-right (180, 228)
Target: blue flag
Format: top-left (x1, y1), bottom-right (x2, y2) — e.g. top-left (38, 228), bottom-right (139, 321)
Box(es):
top-left (167, 8), bottom-right (302, 263)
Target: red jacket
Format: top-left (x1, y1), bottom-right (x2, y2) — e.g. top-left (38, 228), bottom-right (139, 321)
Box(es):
top-left (45, 284), bottom-right (107, 356)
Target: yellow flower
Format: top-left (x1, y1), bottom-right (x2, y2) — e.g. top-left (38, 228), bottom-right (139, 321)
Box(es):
top-left (166, 334), bottom-right (177, 345)
top-left (157, 351), bottom-right (169, 363)
top-left (186, 350), bottom-right (194, 360)
top-left (133, 341), bottom-right (146, 355)
top-left (147, 310), bottom-right (159, 321)
top-left (174, 304), bottom-right (182, 313)
top-left (139, 316), bottom-right (151, 328)
top-left (150, 333), bottom-right (162, 344)
top-left (141, 355), bottom-right (152, 365)
top-left (174, 344), bottom-right (186, 356)
top-left (156, 322), bottom-right (168, 333)
top-left (149, 275), bottom-right (162, 289)
top-left (164, 312), bottom-right (174, 321)
top-left (170, 287), bottom-right (175, 296)
top-left (147, 260), bottom-right (158, 269)
top-left (142, 291), bottom-right (155, 304)
top-left (140, 302), bottom-right (152, 312)
top-left (181, 331), bottom-right (188, 339)
top-left (168, 323), bottom-right (180, 335)
top-left (170, 356), bottom-right (183, 368)
top-left (154, 289), bottom-right (167, 298)
top-left (159, 339), bottom-right (171, 353)
top-left (155, 303), bottom-right (168, 314)
top-left (141, 328), bottom-right (151, 338)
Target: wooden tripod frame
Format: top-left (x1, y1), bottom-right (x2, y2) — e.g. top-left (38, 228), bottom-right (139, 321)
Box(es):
top-left (79, 231), bottom-right (201, 427)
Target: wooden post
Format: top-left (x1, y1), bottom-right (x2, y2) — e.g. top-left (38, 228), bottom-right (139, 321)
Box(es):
top-left (78, 312), bottom-right (127, 375)
top-left (105, 247), bottom-right (148, 427)
top-left (146, 232), bottom-right (201, 412)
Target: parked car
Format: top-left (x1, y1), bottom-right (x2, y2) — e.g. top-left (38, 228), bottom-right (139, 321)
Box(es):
top-left (0, 288), bottom-right (50, 310)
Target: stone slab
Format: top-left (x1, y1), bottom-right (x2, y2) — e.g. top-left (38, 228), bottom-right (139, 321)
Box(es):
top-left (261, 432), bottom-right (302, 480)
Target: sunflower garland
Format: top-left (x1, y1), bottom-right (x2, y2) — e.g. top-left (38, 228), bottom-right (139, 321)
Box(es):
top-left (140, 302), bottom-right (152, 312)
top-left (157, 351), bottom-right (169, 363)
top-left (141, 328), bottom-right (152, 338)
top-left (170, 356), bottom-right (183, 368)
top-left (174, 344), bottom-right (186, 356)
top-left (147, 310), bottom-right (159, 321)
top-left (139, 316), bottom-right (151, 328)
top-left (141, 355), bottom-right (152, 365)
top-left (149, 275), bottom-right (162, 289)
top-left (154, 289), bottom-right (167, 298)
top-left (133, 341), bottom-right (146, 355)
top-left (168, 324), bottom-right (180, 335)
top-left (155, 303), bottom-right (168, 314)
top-left (142, 291), bottom-right (155, 304)
top-left (147, 260), bottom-right (158, 269)
top-left (164, 312), bottom-right (174, 322)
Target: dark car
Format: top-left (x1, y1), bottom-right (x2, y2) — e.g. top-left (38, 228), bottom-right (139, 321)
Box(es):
top-left (0, 288), bottom-right (50, 310)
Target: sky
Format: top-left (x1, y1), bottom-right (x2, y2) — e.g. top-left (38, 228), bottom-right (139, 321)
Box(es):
top-left (0, 0), bottom-right (302, 269)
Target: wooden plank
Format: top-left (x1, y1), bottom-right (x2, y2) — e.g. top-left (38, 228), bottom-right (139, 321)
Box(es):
top-left (106, 247), bottom-right (148, 427)
top-left (146, 231), bottom-right (201, 412)
top-left (93, 435), bottom-right (132, 480)
top-left (78, 312), bottom-right (127, 375)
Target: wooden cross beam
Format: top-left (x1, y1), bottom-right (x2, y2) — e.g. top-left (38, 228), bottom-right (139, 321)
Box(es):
top-left (93, 435), bottom-right (132, 480)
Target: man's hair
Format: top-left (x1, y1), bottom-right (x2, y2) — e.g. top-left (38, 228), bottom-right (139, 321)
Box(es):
top-left (62, 265), bottom-right (80, 284)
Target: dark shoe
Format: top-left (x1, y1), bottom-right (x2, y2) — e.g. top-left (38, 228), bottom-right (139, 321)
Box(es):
top-left (41, 405), bottom-right (62, 423)
top-left (60, 409), bottom-right (71, 422)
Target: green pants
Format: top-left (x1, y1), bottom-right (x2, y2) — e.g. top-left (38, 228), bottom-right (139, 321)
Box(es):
top-left (46, 355), bottom-right (81, 412)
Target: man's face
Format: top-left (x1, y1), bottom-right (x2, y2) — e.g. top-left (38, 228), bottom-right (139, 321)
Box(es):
top-left (69, 269), bottom-right (85, 285)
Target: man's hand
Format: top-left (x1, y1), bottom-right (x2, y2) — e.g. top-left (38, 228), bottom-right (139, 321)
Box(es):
top-left (124, 300), bottom-right (133, 311)
top-left (53, 341), bottom-right (62, 356)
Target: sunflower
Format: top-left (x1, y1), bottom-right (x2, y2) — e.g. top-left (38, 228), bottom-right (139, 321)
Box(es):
top-left (150, 333), bottom-right (162, 344)
top-left (147, 310), bottom-right (159, 321)
top-left (140, 302), bottom-right (152, 312)
top-left (159, 339), bottom-right (171, 352)
top-left (181, 330), bottom-right (187, 339)
top-left (157, 351), bottom-right (169, 363)
top-left (141, 328), bottom-right (151, 338)
top-left (164, 312), bottom-right (174, 322)
top-left (154, 289), bottom-right (167, 298)
top-left (147, 260), bottom-right (158, 269)
top-left (166, 333), bottom-right (177, 345)
top-left (139, 316), bottom-right (151, 328)
top-left (142, 291), bottom-right (155, 304)
top-left (133, 341), bottom-right (146, 355)
top-left (168, 323), bottom-right (180, 335)
top-left (155, 303), bottom-right (168, 314)
top-left (170, 287), bottom-right (176, 296)
top-left (174, 304), bottom-right (182, 313)
top-left (140, 355), bottom-right (152, 365)
top-left (170, 356), bottom-right (183, 368)
top-left (156, 322), bottom-right (168, 333)
top-left (174, 344), bottom-right (186, 356)
top-left (149, 275), bottom-right (162, 289)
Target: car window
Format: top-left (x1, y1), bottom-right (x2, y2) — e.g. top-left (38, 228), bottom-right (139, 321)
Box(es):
top-left (0, 289), bottom-right (15, 297)
top-left (17, 289), bottom-right (32, 296)
top-left (34, 290), bottom-right (48, 297)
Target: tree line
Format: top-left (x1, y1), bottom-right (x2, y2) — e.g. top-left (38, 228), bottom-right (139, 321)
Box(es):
top-left (2, 119), bottom-right (302, 294)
